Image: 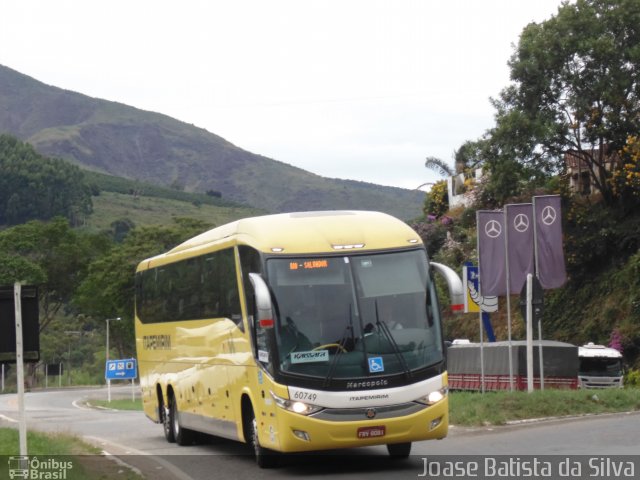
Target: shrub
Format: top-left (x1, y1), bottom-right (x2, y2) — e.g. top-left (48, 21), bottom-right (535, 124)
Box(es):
top-left (624, 369), bottom-right (640, 387)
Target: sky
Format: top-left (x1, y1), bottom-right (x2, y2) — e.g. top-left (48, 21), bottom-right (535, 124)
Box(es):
top-left (1, 0), bottom-right (568, 190)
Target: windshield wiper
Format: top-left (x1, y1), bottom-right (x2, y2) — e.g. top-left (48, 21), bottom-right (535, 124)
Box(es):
top-left (322, 304), bottom-right (354, 388)
top-left (283, 316), bottom-right (305, 358)
top-left (374, 300), bottom-right (412, 379)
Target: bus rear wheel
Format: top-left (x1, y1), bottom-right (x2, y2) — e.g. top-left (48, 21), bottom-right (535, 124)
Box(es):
top-left (387, 442), bottom-right (411, 459)
top-left (168, 394), bottom-right (195, 446)
top-left (162, 403), bottom-right (175, 443)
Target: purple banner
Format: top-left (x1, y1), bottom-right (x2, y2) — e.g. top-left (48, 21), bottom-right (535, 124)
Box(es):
top-left (477, 210), bottom-right (506, 296)
top-left (534, 195), bottom-right (567, 289)
top-left (505, 203), bottom-right (534, 293)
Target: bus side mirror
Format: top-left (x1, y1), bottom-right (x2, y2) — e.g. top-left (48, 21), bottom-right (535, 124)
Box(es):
top-left (430, 262), bottom-right (464, 314)
top-left (248, 273), bottom-right (275, 329)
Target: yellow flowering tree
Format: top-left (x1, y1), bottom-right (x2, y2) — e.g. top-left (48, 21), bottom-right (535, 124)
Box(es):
top-left (611, 135), bottom-right (640, 204)
top-left (423, 180), bottom-right (449, 218)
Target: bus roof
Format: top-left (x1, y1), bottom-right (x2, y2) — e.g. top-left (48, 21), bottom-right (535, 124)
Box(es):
top-left (167, 210), bottom-right (422, 256)
top-left (137, 211), bottom-right (423, 270)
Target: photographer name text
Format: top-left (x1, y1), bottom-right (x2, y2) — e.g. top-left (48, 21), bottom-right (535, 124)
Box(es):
top-left (418, 457), bottom-right (635, 478)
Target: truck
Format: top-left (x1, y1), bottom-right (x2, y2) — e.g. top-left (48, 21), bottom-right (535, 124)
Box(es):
top-left (578, 342), bottom-right (624, 389)
top-left (447, 340), bottom-right (579, 391)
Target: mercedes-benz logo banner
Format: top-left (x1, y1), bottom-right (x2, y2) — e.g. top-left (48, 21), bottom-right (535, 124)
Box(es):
top-left (506, 203), bottom-right (535, 293)
top-left (477, 195), bottom-right (567, 296)
top-left (477, 210), bottom-right (507, 296)
top-left (533, 195), bottom-right (567, 289)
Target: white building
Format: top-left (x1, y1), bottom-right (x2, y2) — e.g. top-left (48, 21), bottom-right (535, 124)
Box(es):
top-left (447, 168), bottom-right (484, 208)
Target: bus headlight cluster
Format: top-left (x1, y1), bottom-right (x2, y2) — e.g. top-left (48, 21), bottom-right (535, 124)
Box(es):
top-left (270, 391), bottom-right (323, 416)
top-left (415, 386), bottom-right (448, 406)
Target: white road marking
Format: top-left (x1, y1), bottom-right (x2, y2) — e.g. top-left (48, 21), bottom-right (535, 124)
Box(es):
top-left (101, 449), bottom-right (143, 477)
top-left (0, 413), bottom-right (18, 423)
top-left (84, 436), bottom-right (196, 480)
top-left (71, 399), bottom-right (92, 410)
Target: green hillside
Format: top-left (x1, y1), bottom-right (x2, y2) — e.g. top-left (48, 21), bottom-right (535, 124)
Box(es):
top-left (0, 64), bottom-right (424, 219)
top-left (86, 190), bottom-right (262, 232)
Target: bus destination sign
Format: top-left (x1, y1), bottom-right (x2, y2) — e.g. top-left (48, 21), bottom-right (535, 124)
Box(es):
top-left (289, 260), bottom-right (329, 271)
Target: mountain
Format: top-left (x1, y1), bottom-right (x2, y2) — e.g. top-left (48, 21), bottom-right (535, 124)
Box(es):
top-left (0, 65), bottom-right (424, 219)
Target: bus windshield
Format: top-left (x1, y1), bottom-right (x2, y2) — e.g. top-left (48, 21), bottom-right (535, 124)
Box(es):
top-left (265, 249), bottom-right (443, 380)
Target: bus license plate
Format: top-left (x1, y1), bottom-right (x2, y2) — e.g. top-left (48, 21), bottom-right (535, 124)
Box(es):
top-left (357, 426), bottom-right (386, 439)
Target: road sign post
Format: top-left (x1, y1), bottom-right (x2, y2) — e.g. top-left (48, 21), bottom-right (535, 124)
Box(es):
top-left (14, 284), bottom-right (28, 458)
top-left (105, 358), bottom-right (137, 402)
top-left (520, 275), bottom-right (545, 391)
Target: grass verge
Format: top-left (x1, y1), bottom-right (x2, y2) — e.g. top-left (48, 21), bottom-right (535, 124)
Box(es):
top-left (0, 428), bottom-right (142, 479)
top-left (449, 388), bottom-right (640, 426)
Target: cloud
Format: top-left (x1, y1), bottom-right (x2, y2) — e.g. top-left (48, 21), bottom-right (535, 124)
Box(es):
top-left (0, 0), bottom-right (566, 189)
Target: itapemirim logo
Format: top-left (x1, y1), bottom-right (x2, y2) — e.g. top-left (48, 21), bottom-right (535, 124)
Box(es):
top-left (7, 456), bottom-right (73, 480)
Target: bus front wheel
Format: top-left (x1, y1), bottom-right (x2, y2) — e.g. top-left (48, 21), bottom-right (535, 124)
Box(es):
top-left (387, 442), bottom-right (411, 459)
top-left (246, 409), bottom-right (279, 468)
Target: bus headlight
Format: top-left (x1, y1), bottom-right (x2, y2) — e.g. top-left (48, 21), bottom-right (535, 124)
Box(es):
top-left (270, 391), bottom-right (323, 416)
top-left (415, 386), bottom-right (448, 406)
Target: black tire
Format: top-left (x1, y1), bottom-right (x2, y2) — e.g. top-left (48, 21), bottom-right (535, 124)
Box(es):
top-left (247, 409), bottom-right (279, 468)
top-left (387, 442), bottom-right (412, 459)
top-left (168, 394), bottom-right (195, 446)
top-left (162, 402), bottom-right (175, 443)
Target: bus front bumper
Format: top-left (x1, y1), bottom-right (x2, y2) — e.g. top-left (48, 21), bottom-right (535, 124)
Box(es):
top-left (265, 397), bottom-right (448, 453)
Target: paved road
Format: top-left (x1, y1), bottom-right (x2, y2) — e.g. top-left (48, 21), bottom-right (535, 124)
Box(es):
top-left (1, 387), bottom-right (639, 479)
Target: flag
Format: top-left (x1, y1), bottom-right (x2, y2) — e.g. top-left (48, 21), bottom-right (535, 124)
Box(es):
top-left (534, 195), bottom-right (567, 289)
top-left (463, 265), bottom-right (480, 313)
top-left (477, 210), bottom-right (506, 296)
top-left (505, 203), bottom-right (534, 293)
top-left (463, 265), bottom-right (499, 313)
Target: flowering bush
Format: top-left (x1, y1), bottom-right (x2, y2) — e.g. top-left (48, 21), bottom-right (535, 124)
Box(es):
top-left (609, 328), bottom-right (624, 353)
top-left (409, 220), bottom-right (448, 256)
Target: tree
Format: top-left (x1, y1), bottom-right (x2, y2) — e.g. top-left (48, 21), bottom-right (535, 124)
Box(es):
top-left (422, 157), bottom-right (454, 217)
top-left (424, 144), bottom-right (489, 210)
top-left (74, 218), bottom-right (212, 356)
top-left (0, 134), bottom-right (93, 225)
top-left (0, 217), bottom-right (111, 332)
top-left (488, 0), bottom-right (640, 204)
top-left (110, 218), bottom-right (136, 243)
top-left (424, 156), bottom-right (454, 178)
top-left (611, 134), bottom-right (640, 210)
top-left (423, 180), bottom-right (449, 218)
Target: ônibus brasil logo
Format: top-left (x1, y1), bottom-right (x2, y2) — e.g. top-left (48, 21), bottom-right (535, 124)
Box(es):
top-left (7, 456), bottom-right (73, 480)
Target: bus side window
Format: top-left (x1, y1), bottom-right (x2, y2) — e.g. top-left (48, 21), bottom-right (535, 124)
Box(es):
top-left (249, 280), bottom-right (274, 375)
top-left (239, 246), bottom-right (274, 371)
top-left (180, 257), bottom-right (201, 320)
top-left (157, 267), bottom-right (174, 322)
top-left (202, 255), bottom-right (220, 318)
top-left (218, 248), bottom-right (242, 329)
top-left (238, 245), bottom-right (262, 327)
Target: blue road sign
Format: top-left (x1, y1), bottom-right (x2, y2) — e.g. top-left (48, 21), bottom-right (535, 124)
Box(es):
top-left (105, 358), bottom-right (137, 380)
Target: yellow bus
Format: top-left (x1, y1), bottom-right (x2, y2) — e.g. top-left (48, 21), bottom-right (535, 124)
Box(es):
top-left (135, 210), bottom-right (462, 467)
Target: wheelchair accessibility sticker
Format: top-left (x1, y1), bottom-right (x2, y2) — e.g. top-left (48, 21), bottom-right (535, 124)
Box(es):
top-left (368, 356), bottom-right (384, 373)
